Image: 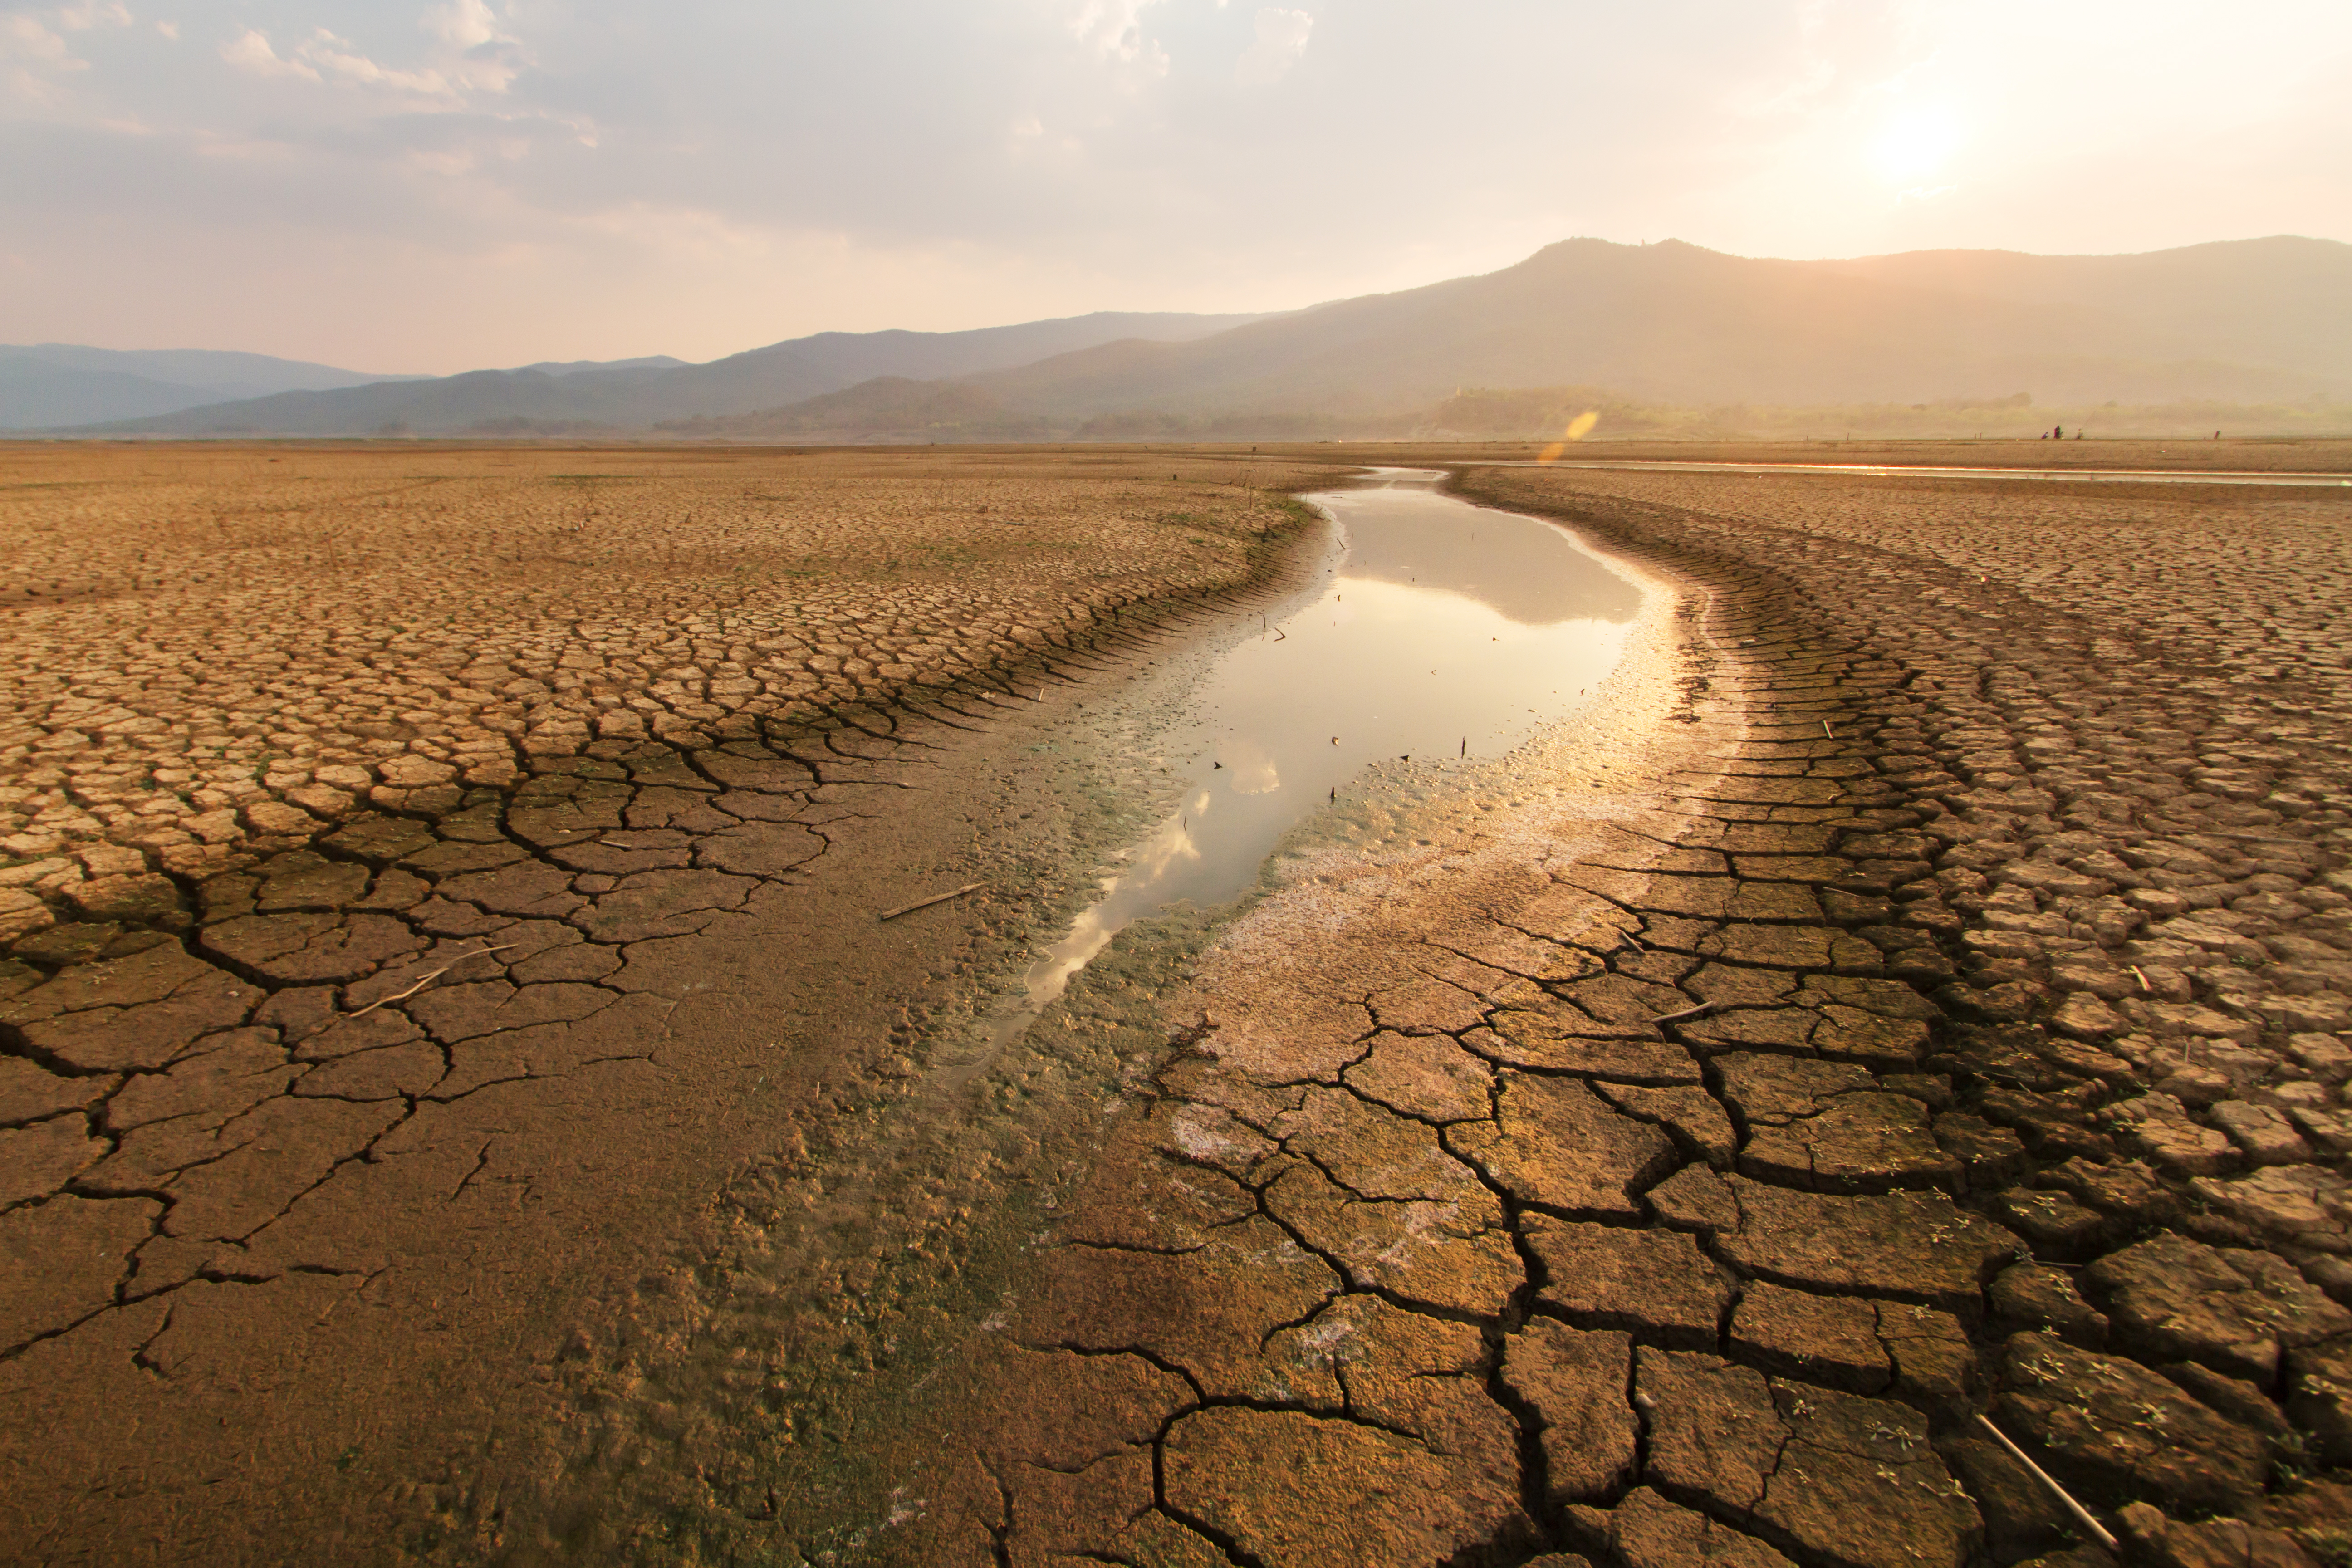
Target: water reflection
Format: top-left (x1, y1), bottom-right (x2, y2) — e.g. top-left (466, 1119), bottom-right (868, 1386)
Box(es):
top-left (1339, 482), bottom-right (1642, 625)
top-left (1008, 469), bottom-right (1642, 1018)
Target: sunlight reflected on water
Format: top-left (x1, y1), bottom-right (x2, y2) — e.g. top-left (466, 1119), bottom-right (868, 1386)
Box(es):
top-left (1007, 468), bottom-right (1642, 1016)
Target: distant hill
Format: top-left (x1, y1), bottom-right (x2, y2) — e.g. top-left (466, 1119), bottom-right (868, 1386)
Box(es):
top-left (0, 344), bottom-right (420, 428)
top-left (45, 238), bottom-right (2352, 440)
top-left (1820, 239), bottom-right (2352, 382)
top-left (75, 311), bottom-right (1276, 436)
top-left (658, 378), bottom-right (1053, 443)
top-left (505, 356), bottom-right (689, 377)
top-left (969, 236), bottom-right (2352, 419)
top-left (1420, 384), bottom-right (2349, 441)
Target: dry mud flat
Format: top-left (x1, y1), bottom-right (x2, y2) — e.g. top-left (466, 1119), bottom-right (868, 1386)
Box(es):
top-left (886, 461), bottom-right (2352, 1567)
top-left (7, 441), bottom-right (2352, 1566)
top-left (1289, 437), bottom-right (2352, 476)
top-left (0, 443), bottom-right (1334, 1563)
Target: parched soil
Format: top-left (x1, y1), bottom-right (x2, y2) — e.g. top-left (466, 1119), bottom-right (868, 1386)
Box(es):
top-left (1269, 436), bottom-right (2352, 475)
top-left (0, 442), bottom-right (1314, 914)
top-left (0, 443), bottom-right (1333, 1564)
top-left (8, 443), bottom-right (2352, 1567)
top-left (877, 463), bottom-right (2352, 1567)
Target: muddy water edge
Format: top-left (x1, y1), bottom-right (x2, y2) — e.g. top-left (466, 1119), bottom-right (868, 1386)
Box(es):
top-left (473, 473), bottom-right (1655, 1563)
top-left (0, 477), bottom-right (1327, 1566)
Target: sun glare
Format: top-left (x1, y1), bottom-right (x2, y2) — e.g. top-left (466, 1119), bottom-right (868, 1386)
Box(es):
top-left (1870, 106), bottom-right (1964, 185)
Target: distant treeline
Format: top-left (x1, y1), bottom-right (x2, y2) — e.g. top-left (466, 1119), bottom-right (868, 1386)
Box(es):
top-left (376, 382), bottom-right (2352, 446)
top-left (646, 388), bottom-right (2351, 446)
top-left (1419, 386), bottom-right (2352, 442)
top-left (652, 381), bottom-right (1412, 444)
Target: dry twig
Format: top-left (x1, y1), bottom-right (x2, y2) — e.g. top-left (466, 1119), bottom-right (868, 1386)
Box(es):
top-left (1974, 1415), bottom-right (2119, 1552)
top-left (880, 883), bottom-right (985, 922)
top-left (349, 944), bottom-right (519, 1018)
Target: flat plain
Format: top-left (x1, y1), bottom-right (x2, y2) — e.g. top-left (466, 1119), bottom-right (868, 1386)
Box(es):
top-left (5, 439), bottom-right (2352, 1568)
top-left (0, 441), bottom-right (1330, 1563)
top-left (0, 441), bottom-right (1324, 910)
top-left (871, 450), bottom-right (2352, 1568)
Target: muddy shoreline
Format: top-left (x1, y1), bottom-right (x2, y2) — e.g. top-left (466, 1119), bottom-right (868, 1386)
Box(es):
top-left (797, 460), bottom-right (2352, 1565)
top-left (0, 456), bottom-right (1342, 1565)
top-left (8, 446), bottom-right (2350, 1565)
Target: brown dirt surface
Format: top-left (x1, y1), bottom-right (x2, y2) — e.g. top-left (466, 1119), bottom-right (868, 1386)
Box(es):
top-left (1245, 436), bottom-right (2352, 473)
top-left (11, 441), bottom-right (2352, 1567)
top-left (0, 441), bottom-right (1337, 1564)
top-left (0, 441), bottom-right (1324, 886)
top-left (841, 455), bottom-right (2352, 1568)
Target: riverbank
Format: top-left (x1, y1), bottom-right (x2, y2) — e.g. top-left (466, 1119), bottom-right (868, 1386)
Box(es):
top-left (861, 480), bottom-right (1704, 1564)
top-left (1233, 435), bottom-right (2352, 476)
top-left (843, 459), bottom-right (2352, 1565)
top-left (12, 444), bottom-right (2348, 1563)
top-left (0, 446), bottom-right (1342, 1564)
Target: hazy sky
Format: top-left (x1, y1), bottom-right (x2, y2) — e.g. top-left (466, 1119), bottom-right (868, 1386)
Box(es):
top-left (4, 1), bottom-right (2347, 372)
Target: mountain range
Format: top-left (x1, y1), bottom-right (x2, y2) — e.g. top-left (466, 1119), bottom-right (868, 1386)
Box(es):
top-left (18, 311), bottom-right (1272, 436)
top-left (0, 345), bottom-right (430, 429)
top-left (964, 236), bottom-right (2351, 418)
top-left (16, 236), bottom-right (2350, 439)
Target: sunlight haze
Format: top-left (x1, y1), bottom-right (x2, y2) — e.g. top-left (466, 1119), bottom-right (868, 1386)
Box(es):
top-left (2, 0), bottom-right (2347, 370)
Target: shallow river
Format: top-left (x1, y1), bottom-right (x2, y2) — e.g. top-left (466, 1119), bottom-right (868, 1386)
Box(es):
top-left (1011, 467), bottom-right (1643, 1016)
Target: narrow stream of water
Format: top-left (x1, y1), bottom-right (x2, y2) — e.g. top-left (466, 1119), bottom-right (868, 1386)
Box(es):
top-left (984, 469), bottom-right (1644, 1047)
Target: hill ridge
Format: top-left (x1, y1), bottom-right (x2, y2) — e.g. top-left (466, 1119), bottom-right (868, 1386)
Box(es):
top-left (40, 236), bottom-right (2351, 437)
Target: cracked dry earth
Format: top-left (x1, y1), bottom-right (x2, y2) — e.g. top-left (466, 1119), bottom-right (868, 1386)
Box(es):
top-left (0, 443), bottom-right (1333, 1563)
top-left (885, 463), bottom-right (2352, 1568)
top-left (0, 441), bottom-right (1308, 901)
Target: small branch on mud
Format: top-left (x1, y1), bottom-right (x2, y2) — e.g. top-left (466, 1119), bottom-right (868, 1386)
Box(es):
top-left (1974, 1414), bottom-right (2119, 1552)
top-left (349, 944), bottom-right (519, 1018)
top-left (1651, 999), bottom-right (1721, 1027)
top-left (880, 882), bottom-right (985, 921)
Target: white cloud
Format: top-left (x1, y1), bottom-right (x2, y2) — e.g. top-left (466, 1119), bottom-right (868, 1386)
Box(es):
top-left (1235, 7), bottom-right (1311, 87)
top-left (4, 0), bottom-right (130, 98)
top-left (51, 1), bottom-right (130, 31)
top-left (427, 0), bottom-right (500, 51)
top-left (221, 28), bottom-right (319, 80)
top-left (4, 12), bottom-right (73, 64)
top-left (1070, 0), bottom-right (1168, 78)
top-left (424, 0), bottom-right (522, 93)
top-left (1070, 0), bottom-right (1147, 57)
top-left (153, 18), bottom-right (174, 39)
top-left (218, 8), bottom-right (527, 105)
top-left (299, 30), bottom-right (457, 97)
top-left (2, 16), bottom-right (69, 101)
top-left (5, 0), bottom-right (2347, 372)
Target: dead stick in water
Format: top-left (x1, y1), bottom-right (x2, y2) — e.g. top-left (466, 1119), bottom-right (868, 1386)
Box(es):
top-left (1651, 999), bottom-right (1721, 1026)
top-left (350, 944), bottom-right (519, 1017)
top-left (1974, 1415), bottom-right (2118, 1552)
top-left (880, 883), bottom-right (985, 922)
